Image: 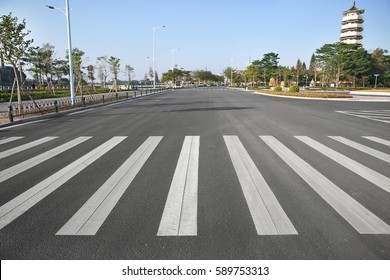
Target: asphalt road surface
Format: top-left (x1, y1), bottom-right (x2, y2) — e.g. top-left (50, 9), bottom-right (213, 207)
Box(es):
top-left (0, 87), bottom-right (389, 259)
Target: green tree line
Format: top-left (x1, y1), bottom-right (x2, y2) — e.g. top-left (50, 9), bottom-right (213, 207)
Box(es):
top-left (0, 12), bottom-right (134, 110)
top-left (225, 43), bottom-right (390, 88)
top-left (161, 68), bottom-right (224, 86)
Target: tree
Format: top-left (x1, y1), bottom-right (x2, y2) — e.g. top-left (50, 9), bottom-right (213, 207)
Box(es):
top-left (223, 67), bottom-right (235, 85)
top-left (161, 68), bottom-right (187, 86)
top-left (315, 42), bottom-right (358, 86)
top-left (108, 56), bottom-right (120, 92)
top-left (26, 46), bottom-right (44, 85)
top-left (143, 73), bottom-right (150, 85)
top-left (295, 59), bottom-right (304, 85)
top-left (148, 67), bottom-right (154, 80)
top-left (39, 43), bottom-right (56, 93)
top-left (278, 66), bottom-right (293, 87)
top-left (97, 56), bottom-right (109, 88)
top-left (87, 65), bottom-right (95, 91)
top-left (0, 13), bottom-right (33, 111)
top-left (193, 70), bottom-right (221, 85)
top-left (124, 64), bottom-right (134, 89)
top-left (371, 48), bottom-right (390, 87)
top-left (345, 48), bottom-right (371, 87)
top-left (258, 52), bottom-right (279, 86)
top-left (66, 48), bottom-right (85, 94)
top-left (244, 61), bottom-right (260, 87)
top-left (309, 54), bottom-right (319, 86)
top-left (52, 58), bottom-right (68, 87)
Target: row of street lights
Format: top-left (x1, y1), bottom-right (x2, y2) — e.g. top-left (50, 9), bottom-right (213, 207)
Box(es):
top-left (46, 1), bottom-right (172, 100)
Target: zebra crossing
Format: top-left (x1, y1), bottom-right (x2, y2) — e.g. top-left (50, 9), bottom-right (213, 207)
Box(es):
top-left (158, 136), bottom-right (199, 236)
top-left (0, 134), bottom-right (389, 236)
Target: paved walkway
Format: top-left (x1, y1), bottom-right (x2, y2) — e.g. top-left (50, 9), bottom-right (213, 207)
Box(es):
top-left (0, 91), bottom-right (134, 113)
top-left (350, 91), bottom-right (390, 96)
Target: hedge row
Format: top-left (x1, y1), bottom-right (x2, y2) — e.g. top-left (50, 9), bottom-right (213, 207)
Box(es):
top-left (0, 88), bottom-right (115, 103)
top-left (261, 90), bottom-right (352, 99)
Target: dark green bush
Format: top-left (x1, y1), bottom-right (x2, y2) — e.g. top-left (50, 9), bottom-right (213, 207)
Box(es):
top-left (289, 85), bottom-right (299, 92)
top-left (274, 86), bottom-right (282, 92)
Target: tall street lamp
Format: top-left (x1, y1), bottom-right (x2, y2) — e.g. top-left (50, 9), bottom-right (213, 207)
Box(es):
top-left (152, 25), bottom-right (165, 89)
top-left (374, 74), bottom-right (379, 88)
top-left (46, 0), bottom-right (75, 105)
top-left (171, 48), bottom-right (180, 70)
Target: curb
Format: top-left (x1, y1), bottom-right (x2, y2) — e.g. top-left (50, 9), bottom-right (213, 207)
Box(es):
top-left (230, 88), bottom-right (390, 102)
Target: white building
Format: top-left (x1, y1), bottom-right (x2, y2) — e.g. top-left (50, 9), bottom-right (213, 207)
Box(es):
top-left (340, 1), bottom-right (364, 46)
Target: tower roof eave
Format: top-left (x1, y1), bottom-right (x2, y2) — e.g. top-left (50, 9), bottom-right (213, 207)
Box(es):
top-left (343, 2), bottom-right (365, 15)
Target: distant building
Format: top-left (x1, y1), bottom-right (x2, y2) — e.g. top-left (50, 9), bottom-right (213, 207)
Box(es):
top-left (340, 1), bottom-right (365, 46)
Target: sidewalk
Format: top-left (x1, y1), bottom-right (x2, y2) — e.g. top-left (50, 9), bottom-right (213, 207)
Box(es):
top-left (349, 90), bottom-right (390, 96)
top-left (0, 88), bottom-right (168, 125)
top-left (0, 91), bottom-right (132, 113)
top-left (246, 87), bottom-right (390, 101)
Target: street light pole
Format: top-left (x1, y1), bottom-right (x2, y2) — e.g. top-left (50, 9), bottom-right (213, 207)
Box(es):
top-left (46, 0), bottom-right (75, 105)
top-left (152, 26), bottom-right (165, 89)
top-left (65, 0), bottom-right (75, 105)
top-left (374, 74), bottom-right (379, 88)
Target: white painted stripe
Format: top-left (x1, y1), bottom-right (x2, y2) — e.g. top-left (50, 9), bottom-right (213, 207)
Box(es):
top-left (0, 136), bottom-right (57, 159)
top-left (360, 116), bottom-right (390, 120)
top-left (329, 136), bottom-right (390, 163)
top-left (224, 136), bottom-right (297, 235)
top-left (296, 136), bottom-right (390, 194)
top-left (0, 136), bottom-right (126, 231)
top-left (0, 137), bottom-right (92, 183)
top-left (68, 108), bottom-right (96, 116)
top-left (0, 137), bottom-right (24, 145)
top-left (158, 136), bottom-right (199, 236)
top-left (57, 136), bottom-right (162, 236)
top-left (260, 136), bottom-right (390, 234)
top-left (363, 136), bottom-right (390, 147)
top-left (0, 120), bottom-right (46, 131)
top-left (336, 111), bottom-right (390, 124)
top-left (358, 110), bottom-right (390, 113)
top-left (352, 111), bottom-right (390, 116)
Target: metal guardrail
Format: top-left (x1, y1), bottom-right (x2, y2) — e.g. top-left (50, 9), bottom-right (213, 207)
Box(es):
top-left (5, 88), bottom-right (166, 122)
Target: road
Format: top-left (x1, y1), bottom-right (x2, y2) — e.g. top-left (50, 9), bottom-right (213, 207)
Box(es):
top-left (0, 87), bottom-right (389, 259)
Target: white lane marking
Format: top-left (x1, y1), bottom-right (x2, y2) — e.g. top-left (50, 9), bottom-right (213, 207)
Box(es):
top-left (0, 120), bottom-right (46, 131)
top-left (348, 111), bottom-right (390, 116)
top-left (0, 137), bottom-right (24, 145)
top-left (224, 136), bottom-right (297, 235)
top-left (362, 115), bottom-right (390, 120)
top-left (336, 110), bottom-right (390, 124)
top-left (260, 136), bottom-right (390, 234)
top-left (296, 136), bottom-right (390, 194)
top-left (0, 136), bottom-right (126, 231)
top-left (0, 137), bottom-right (92, 183)
top-left (363, 136), bottom-right (390, 147)
top-left (158, 136), bottom-right (199, 236)
top-left (57, 136), bottom-right (163, 236)
top-left (68, 108), bottom-right (96, 116)
top-left (0, 136), bottom-right (57, 159)
top-left (329, 136), bottom-right (390, 163)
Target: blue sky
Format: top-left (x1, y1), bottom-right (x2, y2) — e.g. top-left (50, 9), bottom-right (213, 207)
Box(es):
top-left (1, 0), bottom-right (390, 80)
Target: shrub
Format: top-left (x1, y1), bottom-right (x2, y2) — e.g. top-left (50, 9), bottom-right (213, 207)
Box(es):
top-left (289, 85), bottom-right (299, 92)
top-left (274, 86), bottom-right (282, 92)
top-left (260, 90), bottom-right (352, 98)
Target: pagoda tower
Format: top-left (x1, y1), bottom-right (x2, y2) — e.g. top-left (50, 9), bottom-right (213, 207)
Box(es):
top-left (340, 1), bottom-right (365, 46)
